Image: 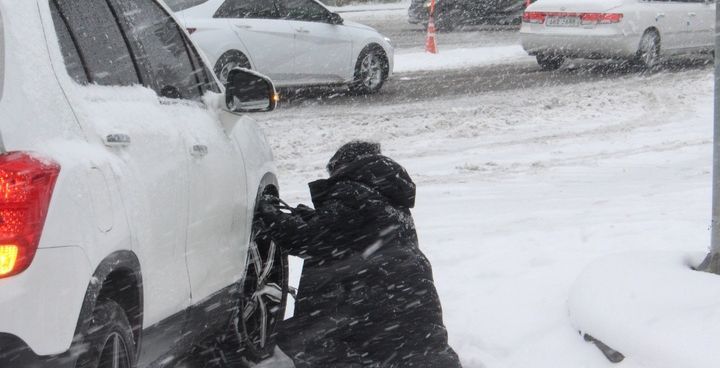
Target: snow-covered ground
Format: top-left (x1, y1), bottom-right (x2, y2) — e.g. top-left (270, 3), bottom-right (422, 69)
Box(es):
top-left (254, 67), bottom-right (714, 368)
top-left (394, 45), bottom-right (532, 73)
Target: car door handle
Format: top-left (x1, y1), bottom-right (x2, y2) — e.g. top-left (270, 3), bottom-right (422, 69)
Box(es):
top-left (295, 28), bottom-right (310, 33)
top-left (656, 12), bottom-right (665, 19)
top-left (104, 134), bottom-right (131, 147)
top-left (191, 144), bottom-right (209, 158)
top-left (234, 24), bottom-right (252, 30)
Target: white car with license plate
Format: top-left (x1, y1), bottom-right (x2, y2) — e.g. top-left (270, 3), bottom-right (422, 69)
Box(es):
top-left (520, 0), bottom-right (715, 70)
top-left (168, 0), bottom-right (395, 94)
top-left (0, 0), bottom-right (288, 367)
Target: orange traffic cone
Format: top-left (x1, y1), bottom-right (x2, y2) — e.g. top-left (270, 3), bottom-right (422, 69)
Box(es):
top-left (425, 15), bottom-right (438, 54)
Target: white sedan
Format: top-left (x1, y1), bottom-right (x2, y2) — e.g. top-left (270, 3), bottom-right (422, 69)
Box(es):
top-left (168, 0), bottom-right (394, 94)
top-left (520, 0), bottom-right (715, 70)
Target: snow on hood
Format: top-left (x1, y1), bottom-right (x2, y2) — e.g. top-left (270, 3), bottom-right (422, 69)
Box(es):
top-left (528, 0), bottom-right (626, 13)
top-left (341, 19), bottom-right (378, 33)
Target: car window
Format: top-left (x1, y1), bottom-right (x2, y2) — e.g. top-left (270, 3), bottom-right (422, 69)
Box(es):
top-left (164, 0), bottom-right (210, 12)
top-left (109, 0), bottom-right (205, 101)
top-left (214, 0), bottom-right (279, 19)
top-left (278, 0), bottom-right (329, 22)
top-left (52, 0), bottom-right (140, 86)
top-left (185, 40), bottom-right (222, 94)
top-left (49, 1), bottom-right (89, 85)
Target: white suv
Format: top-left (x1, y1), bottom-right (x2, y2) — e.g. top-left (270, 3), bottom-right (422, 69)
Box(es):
top-left (0, 1), bottom-right (288, 367)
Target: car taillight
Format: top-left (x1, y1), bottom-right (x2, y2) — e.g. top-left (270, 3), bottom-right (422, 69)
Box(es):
top-left (0, 152), bottom-right (60, 279)
top-left (581, 13), bottom-right (623, 24)
top-left (523, 11), bottom-right (546, 24)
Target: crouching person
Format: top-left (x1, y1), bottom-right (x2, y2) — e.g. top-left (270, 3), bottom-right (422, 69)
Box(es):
top-left (258, 141), bottom-right (462, 368)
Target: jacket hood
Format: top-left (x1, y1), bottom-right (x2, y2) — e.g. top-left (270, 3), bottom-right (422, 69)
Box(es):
top-left (310, 155), bottom-right (416, 209)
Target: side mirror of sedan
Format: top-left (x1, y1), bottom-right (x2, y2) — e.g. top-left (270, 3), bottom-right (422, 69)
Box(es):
top-left (225, 68), bottom-right (277, 113)
top-left (328, 12), bottom-right (344, 25)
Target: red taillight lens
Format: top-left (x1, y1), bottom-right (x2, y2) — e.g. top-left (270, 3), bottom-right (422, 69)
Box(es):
top-left (581, 12), bottom-right (623, 24)
top-left (0, 152), bottom-right (60, 279)
top-left (523, 11), bottom-right (546, 24)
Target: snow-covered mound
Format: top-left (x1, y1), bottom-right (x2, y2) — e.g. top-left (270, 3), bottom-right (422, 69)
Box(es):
top-left (569, 251), bottom-right (720, 368)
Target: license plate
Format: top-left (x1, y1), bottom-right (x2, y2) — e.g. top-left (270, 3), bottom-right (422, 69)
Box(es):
top-left (546, 16), bottom-right (581, 27)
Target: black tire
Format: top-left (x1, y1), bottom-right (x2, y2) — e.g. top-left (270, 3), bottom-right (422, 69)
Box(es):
top-left (74, 301), bottom-right (137, 368)
top-left (214, 51), bottom-right (252, 84)
top-left (636, 30), bottom-right (660, 70)
top-left (536, 54), bottom-right (565, 71)
top-left (349, 45), bottom-right (389, 95)
top-left (218, 214), bottom-right (289, 364)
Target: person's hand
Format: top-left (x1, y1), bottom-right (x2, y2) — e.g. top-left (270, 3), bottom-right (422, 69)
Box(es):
top-left (293, 203), bottom-right (314, 220)
top-left (258, 194), bottom-right (280, 218)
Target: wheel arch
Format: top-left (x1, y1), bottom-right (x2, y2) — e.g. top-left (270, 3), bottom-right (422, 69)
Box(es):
top-left (254, 172), bottom-right (280, 206)
top-left (73, 250), bottom-right (143, 356)
top-left (215, 49), bottom-right (253, 71)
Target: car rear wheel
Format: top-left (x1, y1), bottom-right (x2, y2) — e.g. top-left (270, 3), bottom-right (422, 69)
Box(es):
top-left (637, 30), bottom-right (660, 70)
top-left (536, 54), bottom-right (565, 71)
top-left (350, 46), bottom-right (388, 94)
top-left (219, 214), bottom-right (289, 364)
top-left (74, 301), bottom-right (136, 368)
top-left (215, 51), bottom-right (252, 84)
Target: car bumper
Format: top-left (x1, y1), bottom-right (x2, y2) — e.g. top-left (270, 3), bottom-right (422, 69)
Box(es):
top-left (0, 334), bottom-right (76, 368)
top-left (0, 246), bottom-right (91, 357)
top-left (520, 26), bottom-right (641, 58)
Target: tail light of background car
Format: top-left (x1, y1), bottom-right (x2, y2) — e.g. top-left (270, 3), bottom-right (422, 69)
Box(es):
top-left (522, 12), bottom-right (623, 25)
top-left (522, 11), bottom-right (546, 24)
top-left (580, 13), bottom-right (623, 25)
top-left (0, 152), bottom-right (60, 279)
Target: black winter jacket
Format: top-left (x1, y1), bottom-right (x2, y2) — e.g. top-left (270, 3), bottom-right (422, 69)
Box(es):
top-left (260, 155), bottom-right (461, 368)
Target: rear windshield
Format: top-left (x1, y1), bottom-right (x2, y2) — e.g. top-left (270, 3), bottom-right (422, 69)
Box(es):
top-left (163, 0), bottom-right (209, 11)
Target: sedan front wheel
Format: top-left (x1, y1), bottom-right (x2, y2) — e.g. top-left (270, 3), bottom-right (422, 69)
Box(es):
top-left (350, 46), bottom-right (388, 94)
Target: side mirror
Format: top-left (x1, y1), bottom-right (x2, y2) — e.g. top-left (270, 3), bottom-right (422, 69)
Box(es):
top-left (225, 68), bottom-right (277, 113)
top-left (328, 12), bottom-right (344, 25)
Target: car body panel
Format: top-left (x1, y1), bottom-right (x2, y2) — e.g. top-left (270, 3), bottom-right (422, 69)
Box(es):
top-left (287, 19), bottom-right (354, 84)
top-left (0, 247), bottom-right (91, 355)
top-left (228, 18), bottom-right (297, 83)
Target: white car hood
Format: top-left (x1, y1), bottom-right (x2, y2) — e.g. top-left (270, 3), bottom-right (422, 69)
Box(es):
top-left (529, 0), bottom-right (625, 13)
top-left (341, 19), bottom-right (378, 33)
